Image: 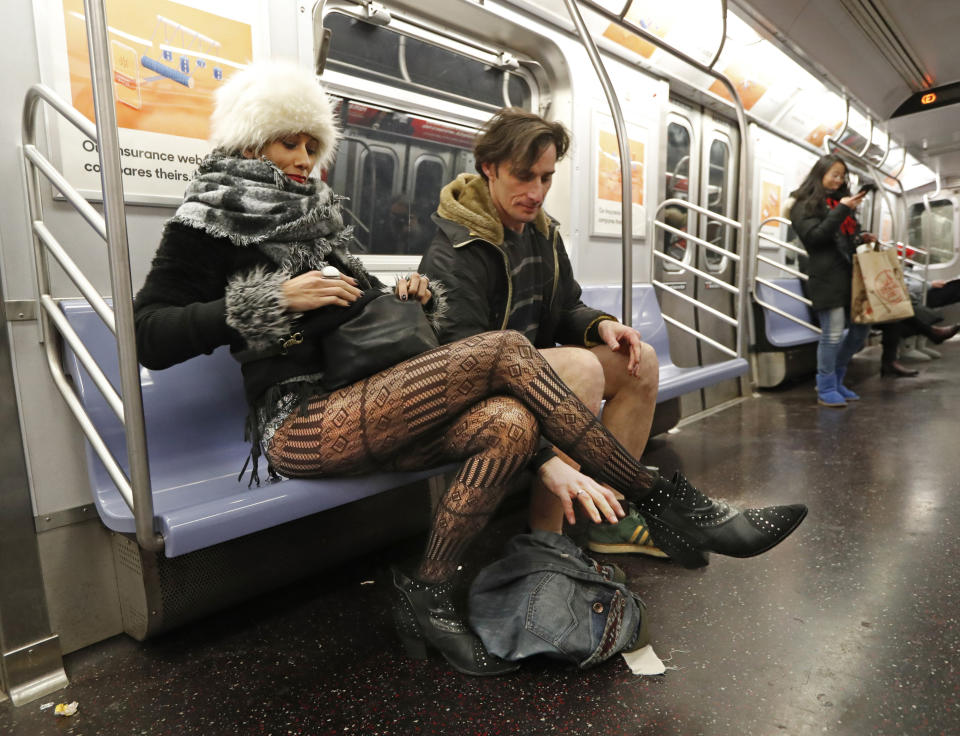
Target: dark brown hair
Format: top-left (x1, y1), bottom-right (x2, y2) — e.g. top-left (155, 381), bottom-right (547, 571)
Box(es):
top-left (790, 154), bottom-right (851, 219)
top-left (474, 107), bottom-right (570, 179)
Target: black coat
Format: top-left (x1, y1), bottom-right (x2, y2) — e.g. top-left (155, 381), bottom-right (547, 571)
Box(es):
top-left (791, 201), bottom-right (862, 312)
top-left (133, 222), bottom-right (378, 407)
top-left (419, 174), bottom-right (614, 349)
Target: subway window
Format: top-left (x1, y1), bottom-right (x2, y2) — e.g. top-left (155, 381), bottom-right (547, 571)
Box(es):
top-left (704, 139), bottom-right (730, 271)
top-left (321, 11), bottom-right (541, 256)
top-left (325, 12), bottom-right (533, 111)
top-left (662, 122), bottom-right (692, 271)
top-left (909, 199), bottom-right (956, 265)
top-left (326, 100), bottom-right (476, 255)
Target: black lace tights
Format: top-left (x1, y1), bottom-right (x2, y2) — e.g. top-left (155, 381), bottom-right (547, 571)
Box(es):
top-left (266, 331), bottom-right (655, 582)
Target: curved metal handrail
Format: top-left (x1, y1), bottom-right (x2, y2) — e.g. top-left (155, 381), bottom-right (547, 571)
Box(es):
top-left (561, 0), bottom-right (634, 325)
top-left (650, 199), bottom-right (744, 359)
top-left (20, 0), bottom-right (162, 552)
top-left (751, 216), bottom-right (820, 336)
top-left (578, 0), bottom-right (751, 356)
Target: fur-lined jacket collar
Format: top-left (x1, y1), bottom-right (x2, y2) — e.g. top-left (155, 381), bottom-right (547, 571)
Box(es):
top-left (435, 173), bottom-right (553, 247)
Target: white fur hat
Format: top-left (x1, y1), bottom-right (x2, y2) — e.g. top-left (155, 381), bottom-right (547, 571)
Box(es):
top-left (209, 59), bottom-right (339, 168)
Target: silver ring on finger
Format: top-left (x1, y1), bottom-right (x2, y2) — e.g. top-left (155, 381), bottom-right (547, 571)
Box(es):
top-left (576, 490), bottom-right (586, 497)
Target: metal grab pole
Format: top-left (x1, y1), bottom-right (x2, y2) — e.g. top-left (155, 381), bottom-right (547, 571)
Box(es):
top-left (83, 0), bottom-right (163, 552)
top-left (561, 0), bottom-right (633, 326)
top-left (577, 0), bottom-right (750, 363)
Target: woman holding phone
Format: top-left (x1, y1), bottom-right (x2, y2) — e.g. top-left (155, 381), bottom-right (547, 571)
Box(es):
top-left (790, 154), bottom-right (875, 406)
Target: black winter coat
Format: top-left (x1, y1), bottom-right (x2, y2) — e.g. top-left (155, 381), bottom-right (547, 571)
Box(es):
top-left (791, 200), bottom-right (862, 312)
top-left (133, 222), bottom-right (373, 407)
top-left (419, 174), bottom-right (614, 349)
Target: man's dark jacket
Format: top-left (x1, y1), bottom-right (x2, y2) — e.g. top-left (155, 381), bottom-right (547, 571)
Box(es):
top-left (419, 173), bottom-right (614, 348)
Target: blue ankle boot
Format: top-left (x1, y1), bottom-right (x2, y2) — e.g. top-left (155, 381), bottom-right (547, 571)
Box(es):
top-left (816, 373), bottom-right (847, 407)
top-left (835, 368), bottom-right (859, 401)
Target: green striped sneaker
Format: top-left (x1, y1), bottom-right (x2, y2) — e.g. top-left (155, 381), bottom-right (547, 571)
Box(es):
top-left (586, 504), bottom-right (668, 558)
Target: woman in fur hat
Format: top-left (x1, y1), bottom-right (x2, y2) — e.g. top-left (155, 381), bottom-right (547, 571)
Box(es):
top-left (134, 59), bottom-right (806, 677)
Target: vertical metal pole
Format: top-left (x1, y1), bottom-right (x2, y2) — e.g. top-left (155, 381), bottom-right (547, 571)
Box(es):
top-left (82, 0), bottom-right (163, 552)
top-left (561, 0), bottom-right (633, 326)
top-left (576, 0), bottom-right (751, 369)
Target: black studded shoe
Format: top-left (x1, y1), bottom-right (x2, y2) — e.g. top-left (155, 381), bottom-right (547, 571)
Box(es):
top-left (389, 566), bottom-right (519, 676)
top-left (632, 472), bottom-right (808, 569)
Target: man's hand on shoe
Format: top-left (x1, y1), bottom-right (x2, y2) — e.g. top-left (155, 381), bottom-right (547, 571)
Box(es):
top-left (597, 320), bottom-right (645, 377)
top-left (537, 457), bottom-right (625, 526)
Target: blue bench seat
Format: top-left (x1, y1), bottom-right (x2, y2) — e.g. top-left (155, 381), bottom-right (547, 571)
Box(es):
top-left (61, 300), bottom-right (452, 558)
top-left (753, 278), bottom-right (820, 349)
top-left (580, 284), bottom-right (748, 401)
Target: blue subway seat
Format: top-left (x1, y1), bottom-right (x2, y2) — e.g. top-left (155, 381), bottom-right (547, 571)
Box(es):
top-left (60, 300), bottom-right (453, 558)
top-left (579, 284), bottom-right (748, 401)
top-left (754, 278), bottom-right (820, 348)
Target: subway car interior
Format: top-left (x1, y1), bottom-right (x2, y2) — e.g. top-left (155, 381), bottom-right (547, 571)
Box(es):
top-left (1, 0), bottom-right (958, 734)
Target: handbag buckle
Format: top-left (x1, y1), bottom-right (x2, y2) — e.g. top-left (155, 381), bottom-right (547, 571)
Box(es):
top-left (280, 332), bottom-right (303, 355)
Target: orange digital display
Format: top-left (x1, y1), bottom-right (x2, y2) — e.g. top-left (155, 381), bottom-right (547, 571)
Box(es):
top-left (921, 93), bottom-right (937, 105)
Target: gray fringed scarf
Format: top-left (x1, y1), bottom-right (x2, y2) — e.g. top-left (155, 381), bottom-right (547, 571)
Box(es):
top-left (170, 151), bottom-right (367, 276)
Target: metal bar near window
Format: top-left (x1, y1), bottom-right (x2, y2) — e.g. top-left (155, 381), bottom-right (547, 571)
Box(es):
top-left (660, 313), bottom-right (739, 358)
top-left (758, 233), bottom-right (810, 258)
top-left (40, 296), bottom-right (124, 422)
top-left (752, 297), bottom-right (821, 335)
top-left (22, 145), bottom-right (107, 240)
top-left (651, 279), bottom-right (739, 327)
top-left (756, 254), bottom-right (808, 280)
top-left (755, 277), bottom-right (814, 306)
top-left (32, 222), bottom-right (115, 333)
top-left (652, 250), bottom-right (739, 296)
top-left (654, 220), bottom-right (742, 262)
top-left (561, 0), bottom-right (633, 325)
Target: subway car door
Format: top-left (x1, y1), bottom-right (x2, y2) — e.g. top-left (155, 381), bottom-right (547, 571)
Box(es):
top-left (656, 102), bottom-right (701, 418)
top-left (656, 100), bottom-right (741, 415)
top-left (693, 113), bottom-right (741, 410)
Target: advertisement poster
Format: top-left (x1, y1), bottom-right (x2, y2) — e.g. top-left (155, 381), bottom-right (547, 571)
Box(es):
top-left (36, 0), bottom-right (268, 204)
top-left (593, 114), bottom-right (645, 238)
top-left (601, 0), bottom-right (718, 63)
top-left (758, 169), bottom-right (783, 235)
top-left (708, 58), bottom-right (773, 111)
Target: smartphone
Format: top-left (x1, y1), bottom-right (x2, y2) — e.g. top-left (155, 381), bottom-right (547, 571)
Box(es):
top-left (857, 182), bottom-right (877, 194)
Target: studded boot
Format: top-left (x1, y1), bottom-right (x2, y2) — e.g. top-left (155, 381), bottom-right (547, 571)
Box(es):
top-left (389, 566), bottom-right (519, 676)
top-left (629, 472), bottom-right (808, 569)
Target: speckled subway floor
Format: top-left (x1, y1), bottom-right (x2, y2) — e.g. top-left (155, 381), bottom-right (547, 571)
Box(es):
top-left (2, 342), bottom-right (957, 736)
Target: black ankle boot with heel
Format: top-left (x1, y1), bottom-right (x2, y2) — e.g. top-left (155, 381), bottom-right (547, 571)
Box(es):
top-left (389, 566), bottom-right (519, 676)
top-left (630, 472), bottom-right (808, 569)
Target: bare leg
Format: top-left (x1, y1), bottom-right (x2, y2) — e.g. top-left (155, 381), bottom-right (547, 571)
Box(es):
top-left (591, 342), bottom-right (659, 457)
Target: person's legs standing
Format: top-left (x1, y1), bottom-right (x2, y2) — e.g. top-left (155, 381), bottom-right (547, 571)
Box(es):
top-left (816, 307), bottom-right (848, 406)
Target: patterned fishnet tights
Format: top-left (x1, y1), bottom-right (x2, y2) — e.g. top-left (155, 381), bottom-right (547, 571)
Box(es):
top-left (266, 331), bottom-right (655, 583)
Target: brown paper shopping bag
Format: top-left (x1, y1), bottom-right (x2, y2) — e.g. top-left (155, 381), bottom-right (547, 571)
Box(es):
top-left (851, 246), bottom-right (914, 324)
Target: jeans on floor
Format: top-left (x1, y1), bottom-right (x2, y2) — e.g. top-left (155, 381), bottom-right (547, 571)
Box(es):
top-left (816, 307), bottom-right (870, 377)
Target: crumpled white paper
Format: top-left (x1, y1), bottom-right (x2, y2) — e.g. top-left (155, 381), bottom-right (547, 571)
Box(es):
top-left (622, 644), bottom-right (666, 675)
top-left (54, 701), bottom-right (79, 717)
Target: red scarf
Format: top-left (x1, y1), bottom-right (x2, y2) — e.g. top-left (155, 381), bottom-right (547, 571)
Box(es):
top-left (826, 198), bottom-right (858, 236)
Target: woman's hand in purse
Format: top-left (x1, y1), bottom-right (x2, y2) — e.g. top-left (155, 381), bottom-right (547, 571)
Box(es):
top-left (395, 273), bottom-right (432, 305)
top-left (281, 270), bottom-right (362, 311)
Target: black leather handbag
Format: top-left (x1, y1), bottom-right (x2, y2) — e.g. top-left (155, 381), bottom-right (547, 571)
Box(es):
top-left (234, 289), bottom-right (438, 392)
top-left (319, 290), bottom-right (439, 390)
